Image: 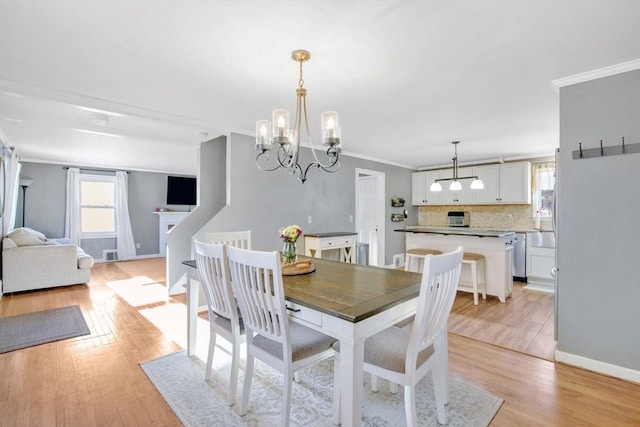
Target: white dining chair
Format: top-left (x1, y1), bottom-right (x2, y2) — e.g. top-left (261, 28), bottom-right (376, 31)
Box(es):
top-left (194, 241), bottom-right (245, 406)
top-left (333, 246), bottom-right (464, 426)
top-left (201, 230), bottom-right (252, 249)
top-left (226, 246), bottom-right (336, 427)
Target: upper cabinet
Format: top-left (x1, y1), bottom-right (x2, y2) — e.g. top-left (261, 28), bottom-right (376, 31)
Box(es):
top-left (498, 162), bottom-right (531, 203)
top-left (441, 166), bottom-right (474, 204)
top-left (411, 170), bottom-right (442, 205)
top-left (412, 161), bottom-right (531, 206)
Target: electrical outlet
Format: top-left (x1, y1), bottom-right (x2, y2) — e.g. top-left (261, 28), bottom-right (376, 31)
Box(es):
top-left (349, 215), bottom-right (353, 222)
top-left (136, 243), bottom-right (141, 249)
top-left (308, 215), bottom-right (312, 224)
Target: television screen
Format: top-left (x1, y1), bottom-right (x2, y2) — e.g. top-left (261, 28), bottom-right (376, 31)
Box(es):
top-left (166, 176), bottom-right (197, 205)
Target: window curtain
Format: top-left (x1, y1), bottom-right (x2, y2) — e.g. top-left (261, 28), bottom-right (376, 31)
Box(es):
top-left (115, 171), bottom-right (136, 260)
top-left (1, 148), bottom-right (21, 236)
top-left (531, 161), bottom-right (555, 191)
top-left (64, 167), bottom-right (81, 246)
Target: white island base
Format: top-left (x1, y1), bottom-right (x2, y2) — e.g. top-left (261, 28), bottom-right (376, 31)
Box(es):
top-left (404, 231), bottom-right (514, 302)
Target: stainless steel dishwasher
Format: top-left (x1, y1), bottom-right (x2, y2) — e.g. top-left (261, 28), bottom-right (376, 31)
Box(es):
top-left (513, 233), bottom-right (527, 282)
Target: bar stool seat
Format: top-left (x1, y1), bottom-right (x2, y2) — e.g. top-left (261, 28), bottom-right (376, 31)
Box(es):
top-left (460, 252), bottom-right (486, 305)
top-left (405, 248), bottom-right (443, 272)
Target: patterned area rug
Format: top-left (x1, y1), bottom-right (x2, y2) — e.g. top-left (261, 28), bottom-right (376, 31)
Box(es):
top-left (141, 351), bottom-right (503, 426)
top-left (0, 305), bottom-right (90, 353)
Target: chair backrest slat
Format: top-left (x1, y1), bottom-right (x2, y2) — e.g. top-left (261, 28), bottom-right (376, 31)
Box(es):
top-left (407, 246), bottom-right (463, 371)
top-left (227, 246), bottom-right (287, 344)
top-left (194, 241), bottom-right (237, 322)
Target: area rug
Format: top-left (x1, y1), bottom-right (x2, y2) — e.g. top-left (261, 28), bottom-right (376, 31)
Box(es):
top-left (0, 305), bottom-right (90, 353)
top-left (141, 351), bottom-right (503, 426)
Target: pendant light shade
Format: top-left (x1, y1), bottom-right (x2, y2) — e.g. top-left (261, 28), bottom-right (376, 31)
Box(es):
top-left (449, 180), bottom-right (462, 191)
top-left (429, 182), bottom-right (442, 192)
top-left (470, 178), bottom-right (484, 189)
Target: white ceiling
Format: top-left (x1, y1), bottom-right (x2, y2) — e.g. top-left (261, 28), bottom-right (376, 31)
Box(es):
top-left (1, 1), bottom-right (639, 175)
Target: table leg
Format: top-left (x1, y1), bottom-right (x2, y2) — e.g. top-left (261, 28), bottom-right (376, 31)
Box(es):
top-left (339, 339), bottom-right (364, 427)
top-left (186, 276), bottom-right (198, 356)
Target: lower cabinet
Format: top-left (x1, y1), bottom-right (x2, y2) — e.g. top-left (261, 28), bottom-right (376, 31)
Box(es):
top-left (526, 234), bottom-right (555, 291)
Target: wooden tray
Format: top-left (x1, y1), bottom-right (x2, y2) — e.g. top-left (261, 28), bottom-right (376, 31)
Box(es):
top-left (282, 260), bottom-right (316, 276)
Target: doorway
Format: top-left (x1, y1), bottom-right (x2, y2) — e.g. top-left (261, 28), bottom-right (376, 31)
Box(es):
top-left (355, 169), bottom-right (385, 266)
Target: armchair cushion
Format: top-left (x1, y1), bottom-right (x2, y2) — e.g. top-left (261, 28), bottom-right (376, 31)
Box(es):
top-left (6, 227), bottom-right (47, 247)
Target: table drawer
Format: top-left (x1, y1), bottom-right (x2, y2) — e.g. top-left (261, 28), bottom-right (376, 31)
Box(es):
top-left (286, 302), bottom-right (322, 326)
top-left (321, 238), bottom-right (338, 249)
top-left (337, 236), bottom-right (355, 246)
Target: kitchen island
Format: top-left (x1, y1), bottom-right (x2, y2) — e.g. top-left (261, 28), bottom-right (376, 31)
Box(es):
top-left (395, 226), bottom-right (515, 302)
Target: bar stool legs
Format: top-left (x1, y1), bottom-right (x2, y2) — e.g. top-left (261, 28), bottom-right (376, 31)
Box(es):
top-left (462, 253), bottom-right (486, 305)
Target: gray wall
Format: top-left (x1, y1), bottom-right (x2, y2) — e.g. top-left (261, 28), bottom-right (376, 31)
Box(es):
top-left (557, 69), bottom-right (640, 370)
top-left (166, 136), bottom-right (227, 290)
top-left (18, 161), bottom-right (193, 259)
top-left (197, 133), bottom-right (417, 265)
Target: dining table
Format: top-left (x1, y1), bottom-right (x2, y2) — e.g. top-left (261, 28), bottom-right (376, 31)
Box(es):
top-left (183, 256), bottom-right (423, 427)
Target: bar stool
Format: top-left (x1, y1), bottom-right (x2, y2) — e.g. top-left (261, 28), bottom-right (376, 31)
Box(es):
top-left (404, 248), bottom-right (443, 272)
top-left (460, 252), bottom-right (486, 305)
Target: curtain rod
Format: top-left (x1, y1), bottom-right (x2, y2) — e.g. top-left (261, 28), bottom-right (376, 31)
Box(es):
top-left (62, 166), bottom-right (130, 174)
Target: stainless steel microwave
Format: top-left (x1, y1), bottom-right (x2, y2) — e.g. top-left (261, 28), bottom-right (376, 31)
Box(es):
top-left (448, 211), bottom-right (470, 227)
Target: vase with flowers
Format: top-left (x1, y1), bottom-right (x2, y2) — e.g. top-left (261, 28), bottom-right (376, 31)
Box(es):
top-left (279, 224), bottom-right (303, 265)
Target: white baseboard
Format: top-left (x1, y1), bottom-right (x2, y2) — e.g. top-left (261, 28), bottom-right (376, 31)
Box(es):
top-left (555, 350), bottom-right (640, 384)
top-left (94, 253), bottom-right (163, 263)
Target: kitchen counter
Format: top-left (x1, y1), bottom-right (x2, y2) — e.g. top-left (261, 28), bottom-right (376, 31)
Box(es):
top-left (395, 226), bottom-right (515, 238)
top-left (399, 228), bottom-right (514, 302)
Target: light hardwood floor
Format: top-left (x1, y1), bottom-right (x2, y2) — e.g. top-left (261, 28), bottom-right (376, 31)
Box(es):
top-left (449, 281), bottom-right (557, 360)
top-left (1, 258), bottom-right (638, 426)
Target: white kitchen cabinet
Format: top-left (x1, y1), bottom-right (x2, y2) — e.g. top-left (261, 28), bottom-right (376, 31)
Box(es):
top-left (413, 161), bottom-right (531, 206)
top-left (472, 162), bottom-right (531, 204)
top-left (499, 162), bottom-right (531, 203)
top-left (526, 232), bottom-right (555, 291)
top-left (411, 170), bottom-right (442, 205)
top-left (441, 166), bottom-right (474, 204)
top-left (472, 165), bottom-right (500, 203)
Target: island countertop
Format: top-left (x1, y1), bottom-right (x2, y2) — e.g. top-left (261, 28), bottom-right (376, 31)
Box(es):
top-left (395, 226), bottom-right (515, 238)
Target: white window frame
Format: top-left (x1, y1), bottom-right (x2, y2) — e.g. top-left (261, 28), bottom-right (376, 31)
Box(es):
top-left (79, 174), bottom-right (117, 239)
top-left (531, 161), bottom-right (555, 221)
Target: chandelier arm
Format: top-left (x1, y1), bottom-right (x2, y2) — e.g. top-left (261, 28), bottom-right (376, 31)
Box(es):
top-left (255, 151), bottom-right (284, 172)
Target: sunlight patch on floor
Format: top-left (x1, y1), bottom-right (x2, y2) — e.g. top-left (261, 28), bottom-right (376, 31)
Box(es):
top-left (139, 303), bottom-right (237, 370)
top-left (107, 276), bottom-right (171, 307)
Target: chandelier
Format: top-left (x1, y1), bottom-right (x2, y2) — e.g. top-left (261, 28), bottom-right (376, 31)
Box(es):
top-left (255, 50), bottom-right (341, 183)
top-left (429, 141), bottom-right (484, 192)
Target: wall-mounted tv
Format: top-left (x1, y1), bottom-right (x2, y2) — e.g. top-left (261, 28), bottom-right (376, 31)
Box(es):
top-left (166, 176), bottom-right (197, 206)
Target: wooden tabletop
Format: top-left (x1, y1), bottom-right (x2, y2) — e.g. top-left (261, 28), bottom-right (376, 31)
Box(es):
top-left (283, 257), bottom-right (422, 323)
top-left (183, 257), bottom-right (422, 323)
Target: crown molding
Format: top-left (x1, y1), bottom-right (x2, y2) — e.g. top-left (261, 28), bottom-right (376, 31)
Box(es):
top-left (552, 59), bottom-right (640, 88)
top-left (0, 77), bottom-right (229, 136)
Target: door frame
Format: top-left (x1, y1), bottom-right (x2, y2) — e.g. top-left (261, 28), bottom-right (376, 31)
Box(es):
top-left (355, 168), bottom-right (385, 266)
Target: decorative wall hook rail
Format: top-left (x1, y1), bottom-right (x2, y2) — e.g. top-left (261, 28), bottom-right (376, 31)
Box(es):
top-left (572, 137), bottom-right (639, 159)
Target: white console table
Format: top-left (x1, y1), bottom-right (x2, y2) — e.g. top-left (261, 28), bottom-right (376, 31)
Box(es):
top-left (154, 212), bottom-right (189, 256)
top-left (304, 232), bottom-right (357, 263)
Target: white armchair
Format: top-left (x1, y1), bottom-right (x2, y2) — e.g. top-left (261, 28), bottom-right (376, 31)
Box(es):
top-left (2, 228), bottom-right (94, 293)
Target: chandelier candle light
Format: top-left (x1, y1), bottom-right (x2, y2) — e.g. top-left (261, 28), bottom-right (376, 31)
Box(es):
top-left (429, 141), bottom-right (484, 192)
top-left (255, 50), bottom-right (341, 183)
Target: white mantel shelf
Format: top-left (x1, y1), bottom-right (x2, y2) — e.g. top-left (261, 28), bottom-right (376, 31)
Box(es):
top-left (154, 211), bottom-right (190, 256)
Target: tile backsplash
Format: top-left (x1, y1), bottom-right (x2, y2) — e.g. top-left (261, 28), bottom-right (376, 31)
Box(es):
top-left (418, 205), bottom-right (553, 231)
